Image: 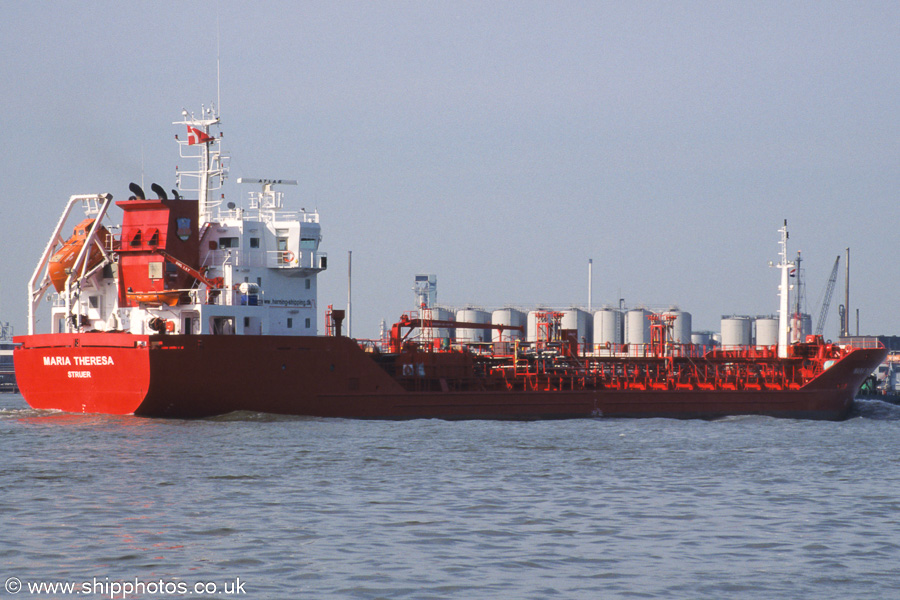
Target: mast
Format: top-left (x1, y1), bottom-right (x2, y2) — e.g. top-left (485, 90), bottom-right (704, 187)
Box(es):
top-left (791, 250), bottom-right (802, 343)
top-left (843, 247), bottom-right (850, 337)
top-left (200, 135), bottom-right (211, 221)
top-left (348, 250), bottom-right (352, 338)
top-left (174, 105), bottom-right (226, 224)
top-left (588, 258), bottom-right (593, 312)
top-left (775, 220), bottom-right (794, 358)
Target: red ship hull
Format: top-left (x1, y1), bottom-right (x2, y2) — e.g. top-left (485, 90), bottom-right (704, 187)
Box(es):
top-left (14, 333), bottom-right (886, 421)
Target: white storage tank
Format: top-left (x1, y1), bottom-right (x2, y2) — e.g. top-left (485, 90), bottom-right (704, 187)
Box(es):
top-left (666, 308), bottom-right (692, 344)
top-left (422, 307), bottom-right (455, 341)
top-left (721, 316), bottom-right (752, 347)
top-left (491, 308), bottom-right (526, 342)
top-left (755, 316), bottom-right (779, 347)
top-left (593, 308), bottom-right (622, 347)
top-left (526, 310), bottom-right (539, 342)
top-left (789, 313), bottom-right (813, 344)
top-left (691, 331), bottom-right (714, 348)
top-left (456, 308), bottom-right (491, 343)
top-left (625, 309), bottom-right (650, 346)
top-left (561, 309), bottom-right (592, 346)
top-left (527, 309), bottom-right (562, 343)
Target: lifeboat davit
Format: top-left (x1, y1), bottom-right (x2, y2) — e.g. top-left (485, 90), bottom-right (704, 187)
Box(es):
top-left (48, 218), bottom-right (114, 292)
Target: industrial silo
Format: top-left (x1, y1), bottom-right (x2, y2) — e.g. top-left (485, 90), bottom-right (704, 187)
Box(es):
top-left (422, 307), bottom-right (455, 342)
top-left (456, 308), bottom-right (492, 343)
top-left (561, 309), bottom-right (592, 346)
top-left (755, 316), bottom-right (779, 347)
top-left (526, 310), bottom-right (539, 342)
top-left (720, 316), bottom-right (752, 347)
top-left (593, 308), bottom-right (622, 348)
top-left (527, 309), bottom-right (565, 343)
top-left (788, 313), bottom-right (814, 344)
top-left (491, 308), bottom-right (526, 343)
top-left (666, 308), bottom-right (692, 344)
top-left (691, 331), bottom-right (714, 348)
top-left (625, 309), bottom-right (650, 346)
top-left (801, 313), bottom-right (812, 340)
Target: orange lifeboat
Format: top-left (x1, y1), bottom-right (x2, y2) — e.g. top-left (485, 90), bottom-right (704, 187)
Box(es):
top-left (125, 290), bottom-right (184, 307)
top-left (48, 218), bottom-right (114, 292)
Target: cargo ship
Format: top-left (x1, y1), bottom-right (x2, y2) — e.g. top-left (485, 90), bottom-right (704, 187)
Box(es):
top-left (14, 107), bottom-right (886, 420)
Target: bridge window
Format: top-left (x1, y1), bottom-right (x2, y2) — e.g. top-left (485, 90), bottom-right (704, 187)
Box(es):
top-left (219, 237), bottom-right (239, 248)
top-left (129, 230), bottom-right (142, 247)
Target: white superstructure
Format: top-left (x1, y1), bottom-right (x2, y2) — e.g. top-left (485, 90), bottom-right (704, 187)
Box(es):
top-left (29, 106), bottom-right (327, 338)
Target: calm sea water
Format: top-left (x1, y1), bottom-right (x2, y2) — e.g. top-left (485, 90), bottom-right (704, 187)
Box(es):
top-left (2, 392), bottom-right (899, 600)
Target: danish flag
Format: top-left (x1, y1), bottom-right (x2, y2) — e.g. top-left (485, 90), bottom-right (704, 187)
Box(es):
top-left (187, 126), bottom-right (213, 145)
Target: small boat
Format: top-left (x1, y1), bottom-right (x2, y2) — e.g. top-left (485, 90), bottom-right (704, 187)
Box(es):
top-left (125, 290), bottom-right (184, 307)
top-left (48, 218), bottom-right (114, 293)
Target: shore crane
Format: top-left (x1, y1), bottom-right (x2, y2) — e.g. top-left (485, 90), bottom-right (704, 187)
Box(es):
top-left (815, 255), bottom-right (841, 336)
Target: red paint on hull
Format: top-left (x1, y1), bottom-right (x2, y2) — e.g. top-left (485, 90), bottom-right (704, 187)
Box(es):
top-left (14, 333), bottom-right (150, 415)
top-left (14, 333), bottom-right (886, 421)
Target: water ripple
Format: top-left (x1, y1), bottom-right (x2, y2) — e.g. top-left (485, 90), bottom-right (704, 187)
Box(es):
top-left (2, 392), bottom-right (900, 598)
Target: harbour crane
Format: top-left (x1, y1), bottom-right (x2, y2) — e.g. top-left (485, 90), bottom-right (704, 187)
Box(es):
top-left (815, 255), bottom-right (841, 336)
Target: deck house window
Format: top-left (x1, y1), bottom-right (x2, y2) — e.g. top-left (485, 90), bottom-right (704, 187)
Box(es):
top-left (276, 229), bottom-right (289, 265)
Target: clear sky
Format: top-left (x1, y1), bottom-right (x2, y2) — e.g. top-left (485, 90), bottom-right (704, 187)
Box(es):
top-left (1, 1), bottom-right (897, 341)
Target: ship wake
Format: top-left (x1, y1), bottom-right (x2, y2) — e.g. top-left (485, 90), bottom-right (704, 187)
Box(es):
top-left (851, 398), bottom-right (900, 421)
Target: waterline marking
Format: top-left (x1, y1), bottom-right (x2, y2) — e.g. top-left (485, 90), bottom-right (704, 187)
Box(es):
top-left (4, 576), bottom-right (246, 598)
